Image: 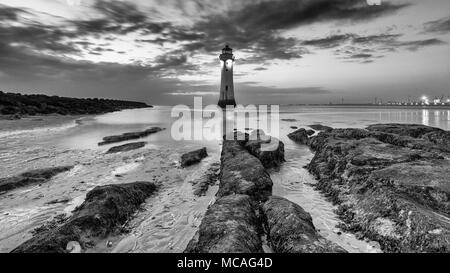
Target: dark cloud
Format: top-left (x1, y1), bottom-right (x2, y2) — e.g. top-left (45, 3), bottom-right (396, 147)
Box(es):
top-left (424, 17), bottom-right (450, 34)
top-left (0, 0), bottom-right (413, 75)
top-left (302, 33), bottom-right (446, 63)
top-left (174, 0), bottom-right (409, 64)
top-left (349, 53), bottom-right (373, 59)
top-left (397, 38), bottom-right (447, 51)
top-left (0, 4), bottom-right (26, 21)
top-left (231, 0), bottom-right (409, 32)
top-left (0, 24), bottom-right (80, 54)
top-left (302, 34), bottom-right (353, 48)
top-left (70, 0), bottom-right (169, 36)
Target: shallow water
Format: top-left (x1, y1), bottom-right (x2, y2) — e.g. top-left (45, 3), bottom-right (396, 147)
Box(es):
top-left (270, 144), bottom-right (382, 253)
top-left (0, 105), bottom-right (449, 252)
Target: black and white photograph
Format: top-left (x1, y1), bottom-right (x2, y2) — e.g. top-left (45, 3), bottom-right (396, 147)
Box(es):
top-left (0, 0), bottom-right (449, 264)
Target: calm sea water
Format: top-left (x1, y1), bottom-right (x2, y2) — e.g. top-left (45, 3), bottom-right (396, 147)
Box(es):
top-left (1, 106), bottom-right (449, 172)
top-left (0, 105), bottom-right (449, 252)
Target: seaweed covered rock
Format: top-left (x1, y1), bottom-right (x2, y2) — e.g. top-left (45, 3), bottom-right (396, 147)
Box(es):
top-left (99, 127), bottom-right (164, 146)
top-left (308, 124), bottom-right (333, 132)
top-left (288, 128), bottom-right (310, 145)
top-left (263, 196), bottom-right (346, 253)
top-left (217, 140), bottom-right (273, 202)
top-left (181, 147), bottom-right (208, 167)
top-left (185, 195), bottom-right (263, 253)
top-left (12, 182), bottom-right (157, 253)
top-left (244, 136), bottom-right (285, 169)
top-left (366, 124), bottom-right (443, 138)
top-left (306, 124), bottom-right (450, 252)
top-left (0, 166), bottom-right (73, 193)
top-left (106, 142), bottom-right (147, 154)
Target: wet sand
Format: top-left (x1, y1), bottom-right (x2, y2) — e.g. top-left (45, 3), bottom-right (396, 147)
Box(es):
top-left (0, 142), bottom-right (219, 253)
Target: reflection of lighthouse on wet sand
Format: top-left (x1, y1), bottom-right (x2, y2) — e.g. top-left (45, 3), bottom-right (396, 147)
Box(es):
top-left (218, 45), bottom-right (237, 108)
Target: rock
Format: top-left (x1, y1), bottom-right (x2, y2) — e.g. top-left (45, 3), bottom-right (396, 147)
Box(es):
top-left (12, 182), bottom-right (157, 253)
top-left (369, 160), bottom-right (450, 215)
top-left (366, 124), bottom-right (443, 138)
top-left (306, 124), bottom-right (450, 253)
top-left (244, 131), bottom-right (285, 169)
top-left (181, 147), bottom-right (208, 167)
top-left (367, 124), bottom-right (450, 153)
top-left (46, 198), bottom-right (71, 205)
top-left (290, 126), bottom-right (298, 129)
top-left (306, 130), bottom-right (315, 136)
top-left (184, 195), bottom-right (263, 253)
top-left (217, 140), bottom-right (273, 202)
top-left (288, 128), bottom-right (310, 145)
top-left (106, 142), bottom-right (147, 154)
top-left (308, 124), bottom-right (333, 132)
top-left (0, 166), bottom-right (73, 193)
top-left (281, 119), bottom-right (297, 122)
top-left (263, 196), bottom-right (346, 253)
top-left (99, 127), bottom-right (164, 146)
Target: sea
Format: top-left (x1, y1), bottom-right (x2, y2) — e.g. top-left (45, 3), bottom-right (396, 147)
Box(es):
top-left (0, 105), bottom-right (449, 253)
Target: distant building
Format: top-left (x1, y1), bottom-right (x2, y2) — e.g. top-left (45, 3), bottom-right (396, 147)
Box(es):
top-left (218, 45), bottom-right (236, 108)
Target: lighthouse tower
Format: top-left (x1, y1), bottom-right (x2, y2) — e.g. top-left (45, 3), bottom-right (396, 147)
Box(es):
top-left (218, 45), bottom-right (236, 108)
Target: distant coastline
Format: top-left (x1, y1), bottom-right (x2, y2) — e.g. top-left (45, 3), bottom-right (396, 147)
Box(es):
top-left (0, 91), bottom-right (152, 119)
top-left (284, 104), bottom-right (450, 109)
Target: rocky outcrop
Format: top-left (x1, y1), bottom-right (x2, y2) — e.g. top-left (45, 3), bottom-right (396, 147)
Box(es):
top-left (12, 182), bottom-right (157, 253)
top-left (288, 128), bottom-right (310, 145)
top-left (217, 140), bottom-right (273, 202)
top-left (366, 124), bottom-right (443, 138)
top-left (0, 91), bottom-right (151, 116)
top-left (99, 127), bottom-right (164, 146)
top-left (186, 132), bottom-right (275, 252)
top-left (244, 131), bottom-right (285, 169)
top-left (185, 195), bottom-right (263, 253)
top-left (367, 123), bottom-right (450, 153)
top-left (181, 147), bottom-right (208, 167)
top-left (308, 124), bottom-right (333, 132)
top-left (263, 196), bottom-right (346, 253)
top-left (187, 131), bottom-right (342, 253)
top-left (0, 166), bottom-right (73, 193)
top-left (106, 142), bottom-right (147, 154)
top-left (306, 124), bottom-right (450, 253)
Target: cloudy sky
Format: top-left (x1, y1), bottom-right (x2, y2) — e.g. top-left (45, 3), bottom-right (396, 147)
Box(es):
top-left (0, 0), bottom-right (449, 105)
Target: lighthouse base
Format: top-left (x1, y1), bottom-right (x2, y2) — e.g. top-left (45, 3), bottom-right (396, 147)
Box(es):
top-left (218, 99), bottom-right (237, 109)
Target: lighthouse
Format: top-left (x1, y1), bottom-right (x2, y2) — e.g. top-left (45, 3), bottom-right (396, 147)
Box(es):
top-left (218, 45), bottom-right (236, 108)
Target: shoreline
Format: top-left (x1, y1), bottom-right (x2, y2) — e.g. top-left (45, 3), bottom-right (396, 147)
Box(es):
top-left (0, 91), bottom-right (152, 117)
